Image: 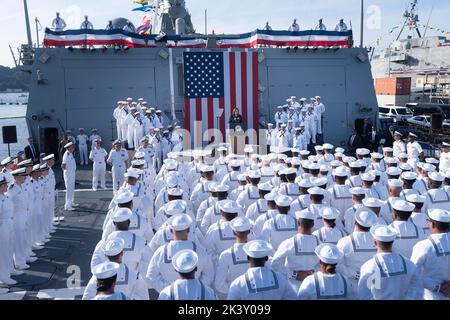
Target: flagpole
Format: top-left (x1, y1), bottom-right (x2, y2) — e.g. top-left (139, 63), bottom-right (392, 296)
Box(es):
top-left (360, 0), bottom-right (364, 47)
top-left (205, 9), bottom-right (208, 35)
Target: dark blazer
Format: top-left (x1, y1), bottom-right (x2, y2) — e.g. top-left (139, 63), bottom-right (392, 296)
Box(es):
top-left (24, 143), bottom-right (40, 164)
top-left (348, 134), bottom-right (363, 156)
top-left (229, 115), bottom-right (243, 124)
top-left (368, 131), bottom-right (382, 152)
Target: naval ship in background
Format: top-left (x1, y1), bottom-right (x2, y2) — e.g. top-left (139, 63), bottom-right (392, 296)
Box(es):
top-left (9, 0), bottom-right (377, 161)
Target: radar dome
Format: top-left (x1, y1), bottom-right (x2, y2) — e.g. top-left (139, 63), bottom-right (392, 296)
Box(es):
top-left (112, 18), bottom-right (135, 30)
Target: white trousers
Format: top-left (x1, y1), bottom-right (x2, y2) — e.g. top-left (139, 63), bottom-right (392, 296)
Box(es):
top-left (79, 144), bottom-right (88, 165)
top-left (64, 170), bottom-right (76, 208)
top-left (117, 122), bottom-right (123, 141)
top-left (92, 163), bottom-right (106, 190)
top-left (0, 222), bottom-right (13, 282)
top-left (316, 116), bottom-right (323, 135)
top-left (127, 126), bottom-right (134, 149)
top-left (13, 214), bottom-right (28, 266)
top-left (112, 165), bottom-right (126, 194)
top-left (308, 124), bottom-right (317, 144)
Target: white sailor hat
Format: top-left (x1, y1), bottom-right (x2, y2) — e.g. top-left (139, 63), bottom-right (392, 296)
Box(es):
top-left (283, 168), bottom-right (297, 175)
top-left (333, 166), bottom-right (349, 177)
top-left (112, 208), bottom-right (132, 223)
top-left (218, 200), bottom-right (240, 213)
top-left (429, 171), bottom-right (444, 182)
top-left (277, 106), bottom-right (283, 109)
top-left (405, 194), bottom-right (426, 204)
top-left (421, 163), bottom-right (436, 172)
top-left (408, 132), bottom-right (418, 138)
top-left (392, 199), bottom-right (415, 212)
top-left (371, 152), bottom-right (383, 159)
top-left (153, 128), bottom-right (160, 132)
top-left (319, 207), bottom-right (340, 220)
top-left (310, 177), bottom-right (327, 187)
top-left (356, 160), bottom-right (367, 168)
top-left (244, 146), bottom-right (254, 153)
top-left (167, 188), bottom-right (184, 197)
top-left (361, 173), bottom-right (376, 182)
top-left (308, 163), bottom-right (320, 171)
top-left (257, 182), bottom-right (273, 192)
top-left (299, 150), bottom-right (311, 156)
top-left (115, 191), bottom-right (134, 204)
top-left (280, 123), bottom-right (287, 128)
top-left (350, 187), bottom-right (366, 195)
top-left (369, 169), bottom-right (381, 177)
top-left (355, 208), bottom-right (377, 227)
top-left (229, 160), bottom-right (241, 168)
top-left (247, 170), bottom-right (261, 179)
top-left (243, 240), bottom-right (273, 258)
top-left (134, 151), bottom-right (145, 159)
top-left (131, 159), bottom-right (145, 167)
top-left (388, 179), bottom-right (404, 188)
top-left (335, 147), bottom-right (345, 154)
top-left (370, 225), bottom-right (398, 242)
top-left (264, 191), bottom-right (278, 201)
top-left (92, 262), bottom-right (120, 280)
top-left (293, 177), bottom-right (310, 188)
top-left (290, 96), bottom-right (297, 100)
top-left (348, 161), bottom-right (361, 169)
top-left (285, 158), bottom-right (292, 165)
top-left (320, 165), bottom-right (331, 172)
top-left (200, 165), bottom-right (214, 173)
top-left (399, 163), bottom-right (412, 171)
top-left (124, 168), bottom-right (141, 178)
top-left (428, 209), bottom-right (450, 223)
top-left (291, 158), bottom-right (302, 166)
top-left (42, 154), bottom-right (55, 161)
top-left (322, 143), bottom-right (334, 150)
top-left (217, 146), bottom-right (228, 152)
top-left (362, 197), bottom-right (386, 208)
top-left (322, 154), bottom-right (334, 163)
top-left (237, 174), bottom-right (247, 182)
top-left (168, 214), bottom-right (193, 231)
top-left (384, 158), bottom-right (398, 166)
top-left (165, 174), bottom-right (179, 188)
top-left (382, 147), bottom-right (393, 153)
top-left (277, 154), bottom-right (288, 161)
top-left (314, 243), bottom-right (344, 265)
top-left (275, 195), bottom-right (293, 207)
top-left (213, 184), bottom-right (230, 193)
top-left (11, 167), bottom-right (27, 176)
top-left (164, 200), bottom-right (186, 216)
top-left (307, 186), bottom-right (325, 196)
top-left (126, 97), bottom-right (133, 101)
top-left (140, 136), bottom-right (149, 143)
top-left (402, 171), bottom-right (418, 181)
top-left (18, 159), bottom-right (32, 167)
top-left (103, 238), bottom-right (125, 256)
top-left (386, 167), bottom-right (402, 176)
top-left (164, 159), bottom-right (177, 170)
top-left (64, 142), bottom-right (74, 149)
top-left (0, 157), bottom-right (14, 166)
top-left (273, 164), bottom-right (285, 173)
top-left (230, 217), bottom-right (253, 232)
top-left (356, 148), bottom-right (370, 156)
top-left (425, 158), bottom-right (439, 165)
top-left (314, 145), bottom-right (324, 151)
top-left (397, 153), bottom-right (408, 160)
top-left (294, 209), bottom-right (315, 220)
top-left (172, 249), bottom-right (199, 274)
top-left (308, 155), bottom-right (319, 163)
top-left (342, 156), bottom-right (356, 163)
top-left (300, 97), bottom-right (307, 102)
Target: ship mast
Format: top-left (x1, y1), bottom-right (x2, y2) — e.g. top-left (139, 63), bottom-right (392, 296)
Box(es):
top-left (396, 0), bottom-right (422, 40)
top-left (23, 0), bottom-right (33, 46)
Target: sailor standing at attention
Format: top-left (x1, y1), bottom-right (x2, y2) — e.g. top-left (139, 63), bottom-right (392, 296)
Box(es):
top-left (113, 101), bottom-right (124, 141)
top-left (107, 140), bottom-right (129, 194)
top-left (227, 240), bottom-right (297, 300)
top-left (334, 19), bottom-right (348, 32)
top-left (89, 139), bottom-right (108, 191)
top-left (89, 129), bottom-right (102, 150)
top-left (314, 18), bottom-right (327, 31)
top-left (91, 262), bottom-right (129, 300)
top-left (393, 131), bottom-right (406, 158)
top-left (439, 142), bottom-right (450, 173)
top-left (62, 142), bottom-right (78, 211)
top-left (76, 128), bottom-right (89, 166)
top-left (52, 12), bottom-right (66, 31)
top-left (288, 19), bottom-right (300, 32)
top-left (80, 15), bottom-right (94, 30)
top-left (159, 249), bottom-right (217, 300)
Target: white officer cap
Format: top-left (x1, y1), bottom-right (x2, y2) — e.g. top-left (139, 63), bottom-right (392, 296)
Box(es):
top-left (257, 182), bottom-right (273, 191)
top-left (323, 143), bottom-right (334, 150)
top-left (350, 187), bottom-right (366, 195)
top-left (218, 200), bottom-right (240, 213)
top-left (394, 131), bottom-right (403, 136)
top-left (168, 214), bottom-right (193, 231)
top-left (64, 142), bottom-right (74, 148)
top-left (370, 225), bottom-right (398, 242)
top-left (126, 97), bottom-right (133, 101)
top-left (388, 179), bottom-right (404, 188)
top-left (267, 123), bottom-right (274, 127)
top-left (362, 198), bottom-right (386, 208)
top-left (131, 159), bottom-right (145, 167)
top-left (115, 190), bottom-right (134, 204)
top-left (428, 209), bottom-right (450, 223)
top-left (355, 208), bottom-right (377, 227)
top-left (401, 171), bottom-right (418, 181)
top-left (248, 170), bottom-right (261, 179)
top-left (356, 148), bottom-right (370, 156)
top-left (290, 96), bottom-right (297, 99)
top-left (32, 164), bottom-right (40, 172)
top-left (361, 173), bottom-right (376, 182)
top-left (311, 177), bottom-right (328, 187)
top-left (92, 262), bottom-right (120, 280)
top-left (124, 168), bottom-right (141, 178)
top-left (408, 132), bottom-right (418, 138)
top-left (243, 240), bottom-right (273, 258)
top-left (299, 150), bottom-right (311, 156)
top-left (164, 200), bottom-right (186, 216)
top-left (319, 207), bottom-right (340, 220)
top-left (314, 243), bottom-right (344, 265)
top-left (294, 209), bottom-right (315, 220)
top-left (42, 154), bottom-right (55, 161)
top-left (429, 171), bottom-right (444, 182)
top-left (172, 249), bottom-right (198, 274)
top-left (399, 163), bottom-right (412, 171)
top-left (165, 174), bottom-right (179, 188)
top-left (320, 165), bottom-right (331, 172)
top-left (405, 194), bottom-right (426, 204)
top-left (103, 238), bottom-right (125, 256)
top-left (264, 191), bottom-right (278, 201)
top-left (333, 166), bottom-right (349, 177)
top-left (167, 188), bottom-right (184, 197)
top-left (230, 217), bottom-right (253, 232)
top-left (134, 151), bottom-right (145, 159)
top-left (425, 158), bottom-right (439, 165)
top-left (277, 106), bottom-right (283, 109)
top-left (314, 145), bottom-right (324, 151)
top-left (18, 159), bottom-right (32, 167)
top-left (307, 186), bottom-right (325, 195)
top-left (370, 152), bottom-right (383, 159)
top-left (244, 146), bottom-right (254, 153)
top-left (237, 174), bottom-right (247, 182)
top-left (386, 167), bottom-right (402, 176)
top-left (392, 199), bottom-right (415, 212)
top-left (335, 147), bottom-right (345, 154)
top-left (421, 163), bottom-right (436, 172)
top-left (275, 195), bottom-right (293, 207)
top-left (383, 147), bottom-right (394, 153)
top-left (11, 167), bottom-right (27, 176)
top-left (200, 165), bottom-right (215, 173)
top-left (291, 158), bottom-right (302, 166)
top-left (384, 157), bottom-right (398, 165)
top-left (330, 160), bottom-right (343, 168)
top-left (112, 208), bottom-right (132, 223)
top-left (213, 184), bottom-right (230, 193)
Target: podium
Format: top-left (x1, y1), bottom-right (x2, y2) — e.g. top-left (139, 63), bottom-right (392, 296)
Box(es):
top-left (228, 123), bottom-right (247, 155)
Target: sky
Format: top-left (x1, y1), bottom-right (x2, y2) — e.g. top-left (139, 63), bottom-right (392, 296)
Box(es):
top-left (1, 0), bottom-right (449, 67)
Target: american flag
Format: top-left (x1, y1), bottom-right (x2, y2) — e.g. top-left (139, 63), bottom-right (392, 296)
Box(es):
top-left (183, 51), bottom-right (259, 146)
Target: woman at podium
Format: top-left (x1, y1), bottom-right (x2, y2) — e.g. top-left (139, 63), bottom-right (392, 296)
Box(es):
top-left (229, 107), bottom-right (243, 125)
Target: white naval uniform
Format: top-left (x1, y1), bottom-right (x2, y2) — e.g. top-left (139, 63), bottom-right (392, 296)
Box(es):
top-left (278, 182), bottom-right (300, 198)
top-left (261, 214), bottom-right (298, 251)
top-left (246, 199), bottom-right (268, 223)
top-left (293, 132), bottom-right (308, 151)
top-left (113, 107), bottom-right (122, 140)
top-left (89, 135), bottom-right (101, 149)
top-left (343, 204), bottom-right (365, 234)
top-left (159, 279), bottom-right (217, 300)
top-left (214, 243), bottom-right (250, 295)
top-left (92, 292), bottom-right (129, 300)
top-left (77, 134), bottom-right (89, 165)
top-left (149, 222), bottom-right (199, 254)
top-left (290, 194), bottom-right (310, 214)
top-left (313, 226), bottom-right (346, 245)
top-left (132, 116), bottom-right (145, 151)
top-left (125, 113), bottom-right (135, 149)
top-left (440, 151), bottom-right (450, 172)
top-left (221, 171), bottom-right (241, 192)
top-left (424, 188), bottom-right (450, 212)
top-left (305, 113), bottom-right (317, 144)
top-left (271, 234), bottom-right (320, 291)
top-left (82, 263), bottom-right (149, 300)
top-left (315, 102), bottom-right (326, 135)
top-left (346, 175), bottom-right (362, 188)
top-left (200, 202), bottom-right (223, 235)
top-left (227, 266), bottom-right (297, 300)
top-left (89, 147), bottom-right (108, 190)
top-left (102, 210), bottom-right (154, 243)
top-left (0, 193), bottom-right (14, 282)
top-left (52, 17), bottom-right (66, 31)
top-left (358, 252), bottom-right (423, 300)
top-left (107, 149), bottom-right (129, 193)
top-left (393, 140), bottom-right (406, 157)
top-left (298, 271), bottom-right (353, 300)
top-left (390, 220), bottom-right (426, 259)
top-left (236, 185), bottom-right (260, 213)
top-left (411, 233), bottom-right (450, 300)
top-left (146, 240), bottom-right (214, 293)
top-left (196, 197), bottom-right (217, 227)
top-left (190, 180), bottom-right (215, 215)
top-left (7, 183), bottom-right (29, 267)
top-left (253, 209), bottom-right (278, 238)
top-left (204, 220), bottom-right (238, 263)
top-left (62, 150), bottom-right (77, 208)
top-left (328, 184), bottom-right (352, 222)
top-left (276, 131), bottom-right (291, 148)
